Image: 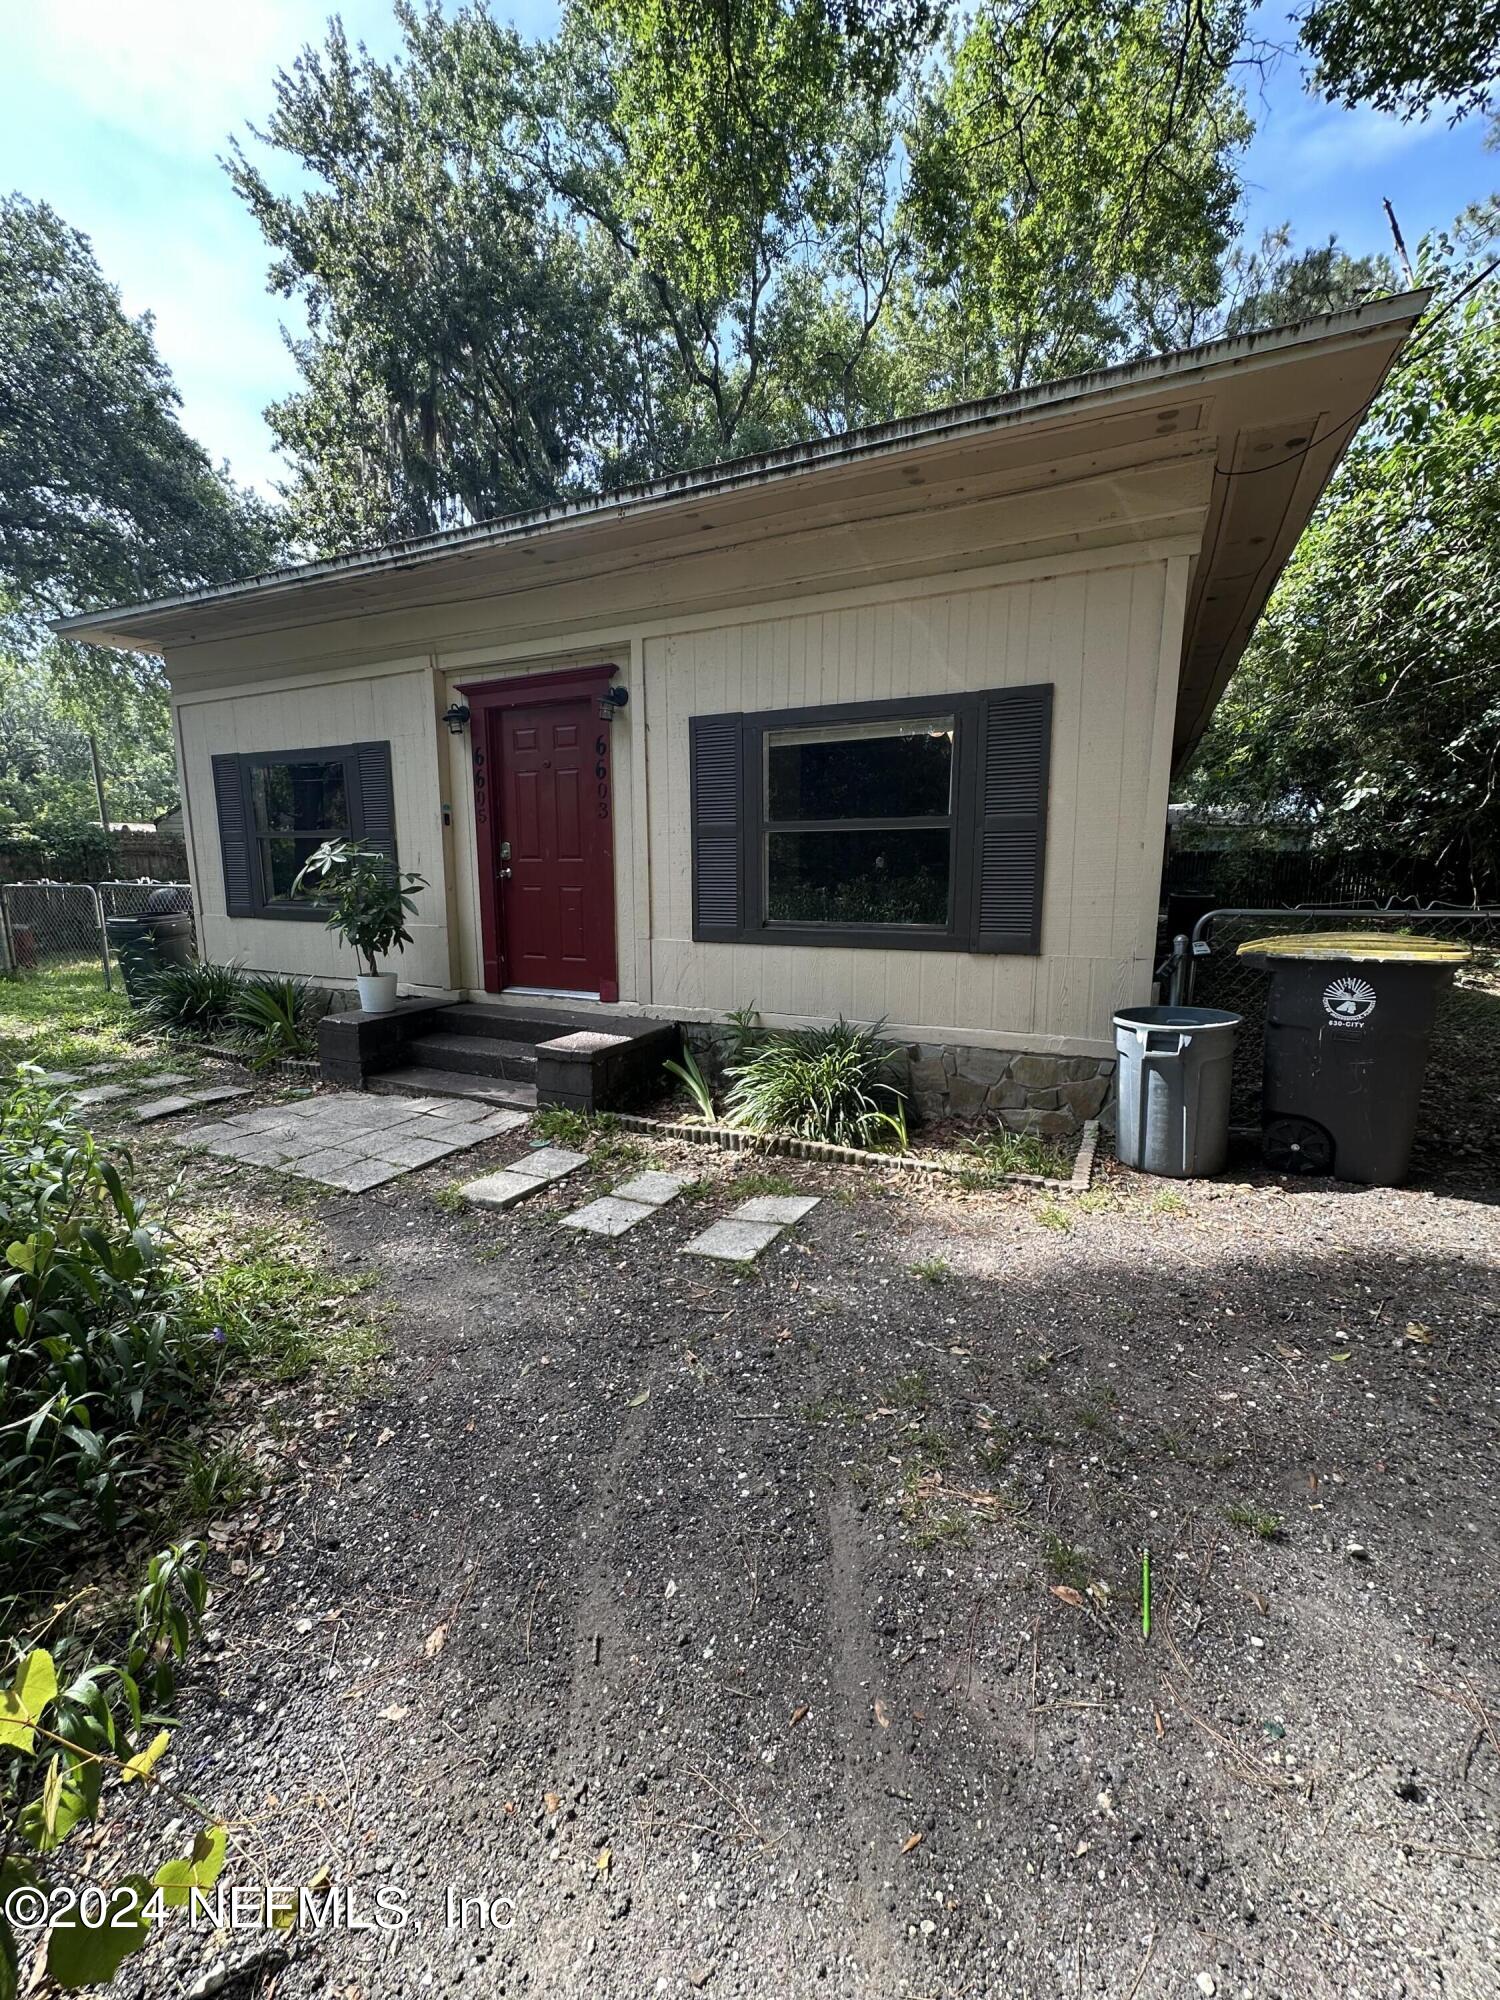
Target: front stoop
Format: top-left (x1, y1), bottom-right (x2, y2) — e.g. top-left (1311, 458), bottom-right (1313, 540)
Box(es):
top-left (319, 996), bottom-right (679, 1115)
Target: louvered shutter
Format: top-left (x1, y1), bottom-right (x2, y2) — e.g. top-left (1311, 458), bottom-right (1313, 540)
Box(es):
top-left (969, 685), bottom-right (1052, 955)
top-left (690, 714), bottom-right (744, 941)
top-left (349, 741), bottom-right (397, 860)
top-left (211, 755), bottom-right (257, 916)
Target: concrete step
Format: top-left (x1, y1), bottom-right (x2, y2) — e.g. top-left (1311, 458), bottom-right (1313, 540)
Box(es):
top-left (405, 1032), bottom-right (538, 1081)
top-left (368, 1067), bottom-right (538, 1111)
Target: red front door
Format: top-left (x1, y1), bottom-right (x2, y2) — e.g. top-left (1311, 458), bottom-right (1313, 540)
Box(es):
top-left (492, 698), bottom-right (616, 996)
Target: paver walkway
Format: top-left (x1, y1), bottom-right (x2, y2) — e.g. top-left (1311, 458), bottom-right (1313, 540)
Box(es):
top-left (682, 1192), bottom-right (821, 1261)
top-left (177, 1093), bottom-right (529, 1192)
top-left (560, 1169), bottom-right (691, 1237)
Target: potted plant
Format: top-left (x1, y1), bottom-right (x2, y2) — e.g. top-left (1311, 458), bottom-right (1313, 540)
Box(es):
top-left (292, 840), bottom-right (428, 1014)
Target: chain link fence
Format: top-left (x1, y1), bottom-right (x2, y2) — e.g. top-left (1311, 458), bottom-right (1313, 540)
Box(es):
top-left (1178, 905), bottom-right (1500, 1162)
top-left (0, 879), bottom-right (195, 988)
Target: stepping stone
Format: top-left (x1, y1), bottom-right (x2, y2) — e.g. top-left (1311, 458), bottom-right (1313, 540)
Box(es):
top-left (681, 1217), bottom-right (784, 1263)
top-left (461, 1146), bottom-right (586, 1211)
top-left (731, 1194), bottom-right (821, 1225)
top-left (72, 1083), bottom-right (131, 1108)
top-left (135, 1087), bottom-right (251, 1123)
top-left (561, 1195), bottom-right (657, 1237)
top-left (81, 1061), bottom-right (125, 1076)
top-left (36, 1069), bottom-right (82, 1085)
top-left (611, 1171), bottom-right (691, 1208)
top-left (134, 1071), bottom-right (195, 1090)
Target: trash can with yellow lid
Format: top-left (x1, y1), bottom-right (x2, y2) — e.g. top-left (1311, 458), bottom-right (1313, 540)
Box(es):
top-left (1236, 933), bottom-right (1470, 1185)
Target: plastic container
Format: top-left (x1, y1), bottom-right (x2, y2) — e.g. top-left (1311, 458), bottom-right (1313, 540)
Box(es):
top-left (1113, 1004), bottom-right (1241, 1178)
top-left (1237, 933), bottom-right (1469, 1185)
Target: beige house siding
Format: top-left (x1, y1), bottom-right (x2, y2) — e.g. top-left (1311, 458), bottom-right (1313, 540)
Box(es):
top-left (643, 555), bottom-right (1185, 1056)
top-left (175, 659), bottom-right (453, 988)
top-left (167, 482), bottom-right (1194, 1055)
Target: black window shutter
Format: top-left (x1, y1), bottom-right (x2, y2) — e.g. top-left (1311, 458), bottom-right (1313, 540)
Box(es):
top-left (349, 741), bottom-right (397, 859)
top-left (969, 684), bottom-right (1053, 955)
top-left (211, 754), bottom-right (258, 917)
top-left (690, 714), bottom-right (744, 941)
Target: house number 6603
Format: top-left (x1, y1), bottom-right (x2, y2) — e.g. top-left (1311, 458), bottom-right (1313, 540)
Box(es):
top-left (595, 736), bottom-right (610, 819)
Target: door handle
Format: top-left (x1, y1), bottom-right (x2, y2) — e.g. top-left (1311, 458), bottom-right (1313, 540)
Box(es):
top-left (498, 867), bottom-right (513, 880)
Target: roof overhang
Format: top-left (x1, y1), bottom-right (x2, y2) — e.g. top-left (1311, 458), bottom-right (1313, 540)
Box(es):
top-left (58, 290), bottom-right (1427, 770)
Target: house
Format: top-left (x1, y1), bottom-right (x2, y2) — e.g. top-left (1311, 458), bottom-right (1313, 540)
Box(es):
top-left (61, 294), bottom-right (1425, 1131)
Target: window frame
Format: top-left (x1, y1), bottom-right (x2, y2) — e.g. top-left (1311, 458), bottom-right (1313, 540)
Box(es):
top-left (741, 693), bottom-right (982, 953)
top-left (216, 743), bottom-right (394, 922)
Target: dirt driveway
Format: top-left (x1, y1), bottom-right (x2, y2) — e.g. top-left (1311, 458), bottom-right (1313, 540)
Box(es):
top-left (111, 1138), bottom-right (1500, 2000)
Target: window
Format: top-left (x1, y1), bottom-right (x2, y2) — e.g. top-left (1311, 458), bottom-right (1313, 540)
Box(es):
top-left (211, 741), bottom-right (396, 921)
top-left (763, 718), bottom-right (956, 928)
top-left (689, 686), bottom-right (1052, 955)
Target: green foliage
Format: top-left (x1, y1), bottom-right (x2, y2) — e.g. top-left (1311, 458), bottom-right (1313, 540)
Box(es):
top-left (190, 1220), bottom-right (385, 1383)
top-left (0, 1544), bottom-right (215, 1995)
top-left (0, 959), bottom-right (140, 1075)
top-left (663, 1044), bottom-right (717, 1121)
top-left (292, 840), bottom-right (428, 977)
top-left (1225, 1500), bottom-right (1282, 1540)
top-left (229, 976), bottom-right (325, 1064)
top-left (956, 1125), bottom-right (1073, 1184)
top-left (901, 0), bottom-right (1249, 394)
top-left (1300, 0), bottom-right (1500, 124)
top-left (228, 0), bottom-right (1287, 550)
top-left (0, 1074), bottom-right (225, 1579)
top-left (142, 960), bottom-right (242, 1036)
top-left (0, 643), bottom-right (179, 838)
top-left (723, 1016), bottom-right (909, 1148)
top-left (1184, 215), bottom-right (1500, 897)
top-left (529, 1105), bottom-right (617, 1147)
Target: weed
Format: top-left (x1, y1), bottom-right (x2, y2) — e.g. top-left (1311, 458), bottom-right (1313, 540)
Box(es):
top-left (191, 1221), bottom-right (385, 1382)
top-left (908, 1427), bottom-right (951, 1471)
top-left (974, 1431), bottom-right (1014, 1474)
top-left (1035, 1202), bottom-right (1073, 1232)
top-left (1075, 1189), bottom-right (1121, 1214)
top-left (802, 1396), bottom-right (862, 1424)
top-left (1151, 1189), bottom-right (1190, 1216)
top-left (908, 1255), bottom-right (951, 1284)
top-left (0, 956), bottom-right (146, 1073)
top-left (729, 1169), bottom-right (797, 1198)
top-left (531, 1105), bottom-right (615, 1147)
top-left (891, 1369), bottom-right (931, 1410)
top-left (676, 1177), bottom-right (717, 1203)
top-left (908, 1509), bottom-right (971, 1550)
top-left (167, 1441), bottom-right (262, 1524)
top-left (663, 1044), bottom-right (717, 1121)
top-left (1043, 1534), bottom-right (1092, 1590)
top-left (1225, 1502), bottom-right (1283, 1541)
top-left (957, 1126), bottom-right (1074, 1185)
top-left (432, 1182), bottom-right (469, 1215)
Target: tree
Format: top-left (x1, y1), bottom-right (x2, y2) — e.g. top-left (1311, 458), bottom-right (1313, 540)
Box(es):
top-left (902, 0), bottom-right (1251, 395)
top-left (0, 196), bottom-right (279, 620)
top-left (1182, 208), bottom-right (1500, 898)
top-left (1299, 0), bottom-right (1500, 125)
top-left (231, 0), bottom-right (1268, 550)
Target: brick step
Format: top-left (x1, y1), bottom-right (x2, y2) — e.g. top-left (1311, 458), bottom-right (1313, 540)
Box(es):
top-left (433, 1002), bottom-right (590, 1043)
top-left (368, 1067), bottom-right (538, 1110)
top-left (405, 1033), bottom-right (538, 1081)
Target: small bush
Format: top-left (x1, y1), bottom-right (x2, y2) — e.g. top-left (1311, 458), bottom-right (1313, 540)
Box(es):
top-left (230, 974), bottom-right (326, 1063)
top-left (724, 1017), bottom-right (908, 1150)
top-left (143, 959), bottom-right (241, 1035)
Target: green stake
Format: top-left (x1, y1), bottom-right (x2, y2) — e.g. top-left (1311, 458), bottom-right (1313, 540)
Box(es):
top-left (1141, 1547), bottom-right (1151, 1640)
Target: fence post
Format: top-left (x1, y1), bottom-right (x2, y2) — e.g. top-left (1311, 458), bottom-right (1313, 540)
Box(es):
top-left (92, 884), bottom-right (112, 991)
top-left (1166, 933), bottom-right (1190, 1005)
top-left (0, 887), bottom-right (14, 976)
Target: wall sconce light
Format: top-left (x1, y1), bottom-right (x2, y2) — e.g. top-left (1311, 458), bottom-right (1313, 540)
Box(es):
top-left (598, 685), bottom-right (629, 723)
top-left (442, 702), bottom-right (471, 735)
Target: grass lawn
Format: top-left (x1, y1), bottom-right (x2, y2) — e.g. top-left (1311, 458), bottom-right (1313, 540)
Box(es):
top-left (0, 955), bottom-right (156, 1072)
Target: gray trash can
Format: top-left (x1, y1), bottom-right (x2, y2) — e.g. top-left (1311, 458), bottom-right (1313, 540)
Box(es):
top-left (1237, 933), bottom-right (1470, 1185)
top-left (1113, 1005), bottom-right (1241, 1178)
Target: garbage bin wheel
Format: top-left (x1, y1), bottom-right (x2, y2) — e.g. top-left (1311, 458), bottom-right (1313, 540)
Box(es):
top-left (1262, 1115), bottom-right (1335, 1175)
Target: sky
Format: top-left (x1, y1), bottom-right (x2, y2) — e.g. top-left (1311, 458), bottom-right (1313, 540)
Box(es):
top-left (2, 0), bottom-right (1495, 499)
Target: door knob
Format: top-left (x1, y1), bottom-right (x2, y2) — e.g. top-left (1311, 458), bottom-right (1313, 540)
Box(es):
top-left (498, 867), bottom-right (513, 880)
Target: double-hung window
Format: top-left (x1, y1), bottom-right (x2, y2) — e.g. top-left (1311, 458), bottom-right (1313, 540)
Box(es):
top-left (210, 740), bottom-right (397, 920)
top-left (689, 686), bottom-right (1052, 955)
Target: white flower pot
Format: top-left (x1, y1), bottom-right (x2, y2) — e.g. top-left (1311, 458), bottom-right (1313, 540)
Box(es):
top-left (356, 972), bottom-right (399, 1014)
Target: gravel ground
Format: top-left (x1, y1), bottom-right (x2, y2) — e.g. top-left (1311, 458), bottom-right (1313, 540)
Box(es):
top-left (95, 1127), bottom-right (1499, 2000)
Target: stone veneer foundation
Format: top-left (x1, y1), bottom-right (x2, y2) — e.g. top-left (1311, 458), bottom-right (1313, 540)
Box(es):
top-left (684, 1027), bottom-right (1115, 1138)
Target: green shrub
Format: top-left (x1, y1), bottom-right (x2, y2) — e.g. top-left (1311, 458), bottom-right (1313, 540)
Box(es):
top-left (230, 974), bottom-right (326, 1063)
top-left (723, 1017), bottom-right (908, 1150)
top-left (142, 958), bottom-right (241, 1035)
top-left (0, 1074), bottom-right (221, 1581)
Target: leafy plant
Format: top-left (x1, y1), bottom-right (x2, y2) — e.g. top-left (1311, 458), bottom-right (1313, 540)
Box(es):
top-left (723, 1017), bottom-right (908, 1150)
top-left (956, 1125), bottom-right (1074, 1184)
top-left (0, 1542), bottom-right (219, 1993)
top-left (229, 974), bottom-right (324, 1063)
top-left (0, 1073), bottom-right (224, 1580)
top-left (663, 1044), bottom-right (716, 1122)
top-left (141, 959), bottom-right (241, 1036)
top-left (292, 839), bottom-right (427, 977)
